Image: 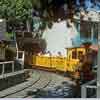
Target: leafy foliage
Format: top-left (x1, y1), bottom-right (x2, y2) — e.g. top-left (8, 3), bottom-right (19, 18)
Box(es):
top-left (0, 0), bottom-right (16, 19)
top-left (0, 0), bottom-right (99, 31)
top-left (16, 0), bottom-right (32, 20)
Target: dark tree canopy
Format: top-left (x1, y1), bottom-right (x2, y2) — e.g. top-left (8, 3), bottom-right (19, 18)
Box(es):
top-left (0, 0), bottom-right (99, 31)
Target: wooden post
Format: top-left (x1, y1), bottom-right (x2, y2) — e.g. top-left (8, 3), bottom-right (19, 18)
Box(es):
top-left (22, 51), bottom-right (24, 70)
top-left (2, 63), bottom-right (5, 77)
top-left (81, 85), bottom-right (87, 98)
top-left (97, 22), bottom-right (100, 98)
top-left (91, 23), bottom-right (94, 41)
top-left (12, 61), bottom-right (14, 72)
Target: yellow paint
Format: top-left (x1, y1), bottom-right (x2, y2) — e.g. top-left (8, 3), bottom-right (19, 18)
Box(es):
top-left (32, 47), bottom-right (86, 72)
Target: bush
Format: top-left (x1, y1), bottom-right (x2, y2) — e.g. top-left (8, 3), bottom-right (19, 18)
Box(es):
top-left (5, 48), bottom-right (16, 61)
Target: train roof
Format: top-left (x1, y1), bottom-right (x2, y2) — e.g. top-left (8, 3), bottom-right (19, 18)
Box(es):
top-left (65, 45), bottom-right (98, 52)
top-left (65, 46), bottom-right (85, 49)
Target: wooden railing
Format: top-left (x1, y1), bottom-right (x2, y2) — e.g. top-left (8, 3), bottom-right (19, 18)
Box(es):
top-left (81, 79), bottom-right (97, 98)
top-left (0, 61), bottom-right (14, 75)
top-left (16, 51), bottom-right (25, 69)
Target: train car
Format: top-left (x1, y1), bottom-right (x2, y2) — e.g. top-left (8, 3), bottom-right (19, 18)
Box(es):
top-left (32, 46), bottom-right (86, 73)
top-left (32, 44), bottom-right (98, 82)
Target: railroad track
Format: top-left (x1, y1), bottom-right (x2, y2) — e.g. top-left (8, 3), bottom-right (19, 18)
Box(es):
top-left (24, 72), bottom-right (69, 98)
top-left (25, 72), bottom-right (74, 98)
top-left (0, 70), bottom-right (41, 98)
top-left (0, 69), bottom-right (75, 98)
top-left (4, 70), bottom-right (52, 98)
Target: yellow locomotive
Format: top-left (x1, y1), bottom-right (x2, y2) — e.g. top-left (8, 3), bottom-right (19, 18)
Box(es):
top-left (32, 46), bottom-right (86, 73)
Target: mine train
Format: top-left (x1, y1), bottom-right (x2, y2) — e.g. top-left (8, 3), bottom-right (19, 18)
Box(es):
top-left (32, 45), bottom-right (97, 78)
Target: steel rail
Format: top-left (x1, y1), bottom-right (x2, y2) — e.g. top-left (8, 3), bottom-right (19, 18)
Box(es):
top-left (0, 70), bottom-right (41, 98)
top-left (5, 70), bottom-right (52, 98)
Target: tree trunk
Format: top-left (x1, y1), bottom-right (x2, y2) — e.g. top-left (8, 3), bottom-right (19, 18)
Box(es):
top-left (26, 20), bottom-right (31, 32)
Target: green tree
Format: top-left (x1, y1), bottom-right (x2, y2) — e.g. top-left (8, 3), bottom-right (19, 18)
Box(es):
top-left (16, 0), bottom-right (33, 32)
top-left (0, 0), bottom-right (16, 30)
top-left (0, 0), bottom-right (33, 32)
top-left (0, 0), bottom-right (99, 32)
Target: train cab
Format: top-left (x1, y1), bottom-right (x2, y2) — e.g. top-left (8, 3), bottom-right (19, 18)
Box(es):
top-left (32, 44), bottom-right (96, 82)
top-left (66, 47), bottom-right (86, 61)
top-left (65, 47), bottom-right (86, 72)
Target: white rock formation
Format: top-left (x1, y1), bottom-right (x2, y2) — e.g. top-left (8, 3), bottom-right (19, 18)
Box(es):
top-left (42, 20), bottom-right (78, 56)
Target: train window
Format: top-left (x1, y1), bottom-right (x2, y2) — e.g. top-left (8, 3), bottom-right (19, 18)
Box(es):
top-left (72, 51), bottom-right (77, 59)
top-left (78, 51), bottom-right (83, 59)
